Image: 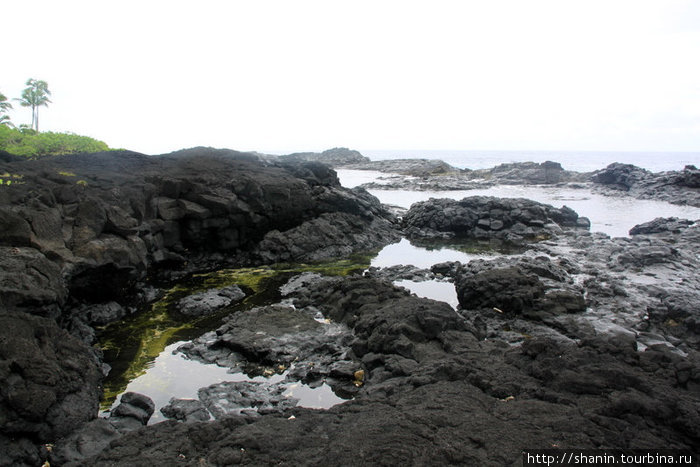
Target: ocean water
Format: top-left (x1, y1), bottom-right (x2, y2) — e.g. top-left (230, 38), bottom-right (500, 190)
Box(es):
top-left (359, 185), bottom-right (700, 239)
top-left (337, 148), bottom-right (700, 238)
top-left (360, 149), bottom-right (700, 172)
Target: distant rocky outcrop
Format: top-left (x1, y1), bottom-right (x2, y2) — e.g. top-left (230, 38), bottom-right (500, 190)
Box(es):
top-left (344, 158), bottom-right (462, 177)
top-left (592, 163), bottom-right (700, 207)
top-left (355, 160), bottom-right (588, 192)
top-left (280, 147), bottom-right (370, 165)
top-left (468, 160), bottom-right (574, 184)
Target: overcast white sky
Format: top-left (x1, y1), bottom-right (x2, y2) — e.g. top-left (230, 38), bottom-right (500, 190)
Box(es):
top-left (2, 0), bottom-right (699, 155)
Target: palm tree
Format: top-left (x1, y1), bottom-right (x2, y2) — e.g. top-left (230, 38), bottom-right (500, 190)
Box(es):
top-left (15, 79), bottom-right (51, 132)
top-left (0, 92), bottom-right (12, 112)
top-left (0, 91), bottom-right (12, 126)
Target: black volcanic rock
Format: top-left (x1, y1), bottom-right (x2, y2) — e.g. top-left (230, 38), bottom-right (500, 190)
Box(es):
top-left (0, 310), bottom-right (102, 465)
top-left (629, 217), bottom-right (695, 236)
top-left (345, 158), bottom-right (462, 176)
top-left (471, 160), bottom-right (569, 184)
top-left (454, 255), bottom-right (587, 320)
top-left (70, 273), bottom-right (700, 465)
top-left (402, 196), bottom-right (589, 244)
top-left (592, 163), bottom-right (700, 206)
top-left (0, 148), bottom-right (399, 318)
top-left (591, 162), bottom-right (650, 190)
top-left (176, 285), bottom-right (246, 317)
top-left (281, 147), bottom-right (370, 165)
top-left (677, 165), bottom-right (700, 188)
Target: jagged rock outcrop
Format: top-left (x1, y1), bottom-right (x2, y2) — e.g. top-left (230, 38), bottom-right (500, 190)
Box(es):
top-left (454, 255), bottom-right (587, 321)
top-left (0, 148), bottom-right (398, 319)
top-left (345, 158), bottom-right (462, 177)
top-left (592, 163), bottom-right (700, 207)
top-left (468, 160), bottom-right (574, 184)
top-left (402, 196), bottom-right (590, 244)
top-left (280, 147), bottom-right (370, 165)
top-left (629, 217), bottom-right (695, 235)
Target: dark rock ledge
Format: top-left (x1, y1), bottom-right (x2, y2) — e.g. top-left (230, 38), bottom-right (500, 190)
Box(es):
top-left (0, 147), bottom-right (399, 319)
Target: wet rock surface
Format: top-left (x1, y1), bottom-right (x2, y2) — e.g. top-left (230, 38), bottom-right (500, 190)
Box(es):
top-left (198, 381), bottom-right (298, 418)
top-left (176, 285), bottom-right (245, 317)
top-left (179, 303), bottom-right (358, 392)
top-left (160, 398), bottom-right (210, 423)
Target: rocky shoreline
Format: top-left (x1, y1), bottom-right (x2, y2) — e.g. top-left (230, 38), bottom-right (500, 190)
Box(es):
top-left (320, 149), bottom-right (700, 208)
top-left (1, 148), bottom-right (699, 465)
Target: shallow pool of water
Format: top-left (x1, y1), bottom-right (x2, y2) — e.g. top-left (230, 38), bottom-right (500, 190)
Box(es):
top-left (370, 238), bottom-right (493, 269)
top-left (393, 279), bottom-right (459, 309)
top-left (103, 341), bottom-right (347, 424)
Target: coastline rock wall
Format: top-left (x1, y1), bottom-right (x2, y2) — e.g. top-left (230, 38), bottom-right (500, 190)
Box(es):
top-left (0, 148), bottom-right (398, 317)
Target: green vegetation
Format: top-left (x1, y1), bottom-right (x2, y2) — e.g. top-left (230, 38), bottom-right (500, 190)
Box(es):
top-left (15, 78), bottom-right (51, 132)
top-left (0, 91), bottom-right (12, 127)
top-left (0, 125), bottom-right (109, 158)
top-left (0, 79), bottom-right (114, 157)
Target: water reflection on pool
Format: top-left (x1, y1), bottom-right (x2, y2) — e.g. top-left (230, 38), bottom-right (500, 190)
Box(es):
top-left (370, 238), bottom-right (494, 269)
top-left (393, 279), bottom-right (459, 309)
top-left (104, 342), bottom-right (347, 424)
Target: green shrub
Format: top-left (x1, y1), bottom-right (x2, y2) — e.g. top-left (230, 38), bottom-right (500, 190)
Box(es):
top-left (0, 125), bottom-right (110, 158)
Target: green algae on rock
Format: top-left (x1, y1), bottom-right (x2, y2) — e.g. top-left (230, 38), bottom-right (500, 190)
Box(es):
top-left (98, 254), bottom-right (373, 410)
